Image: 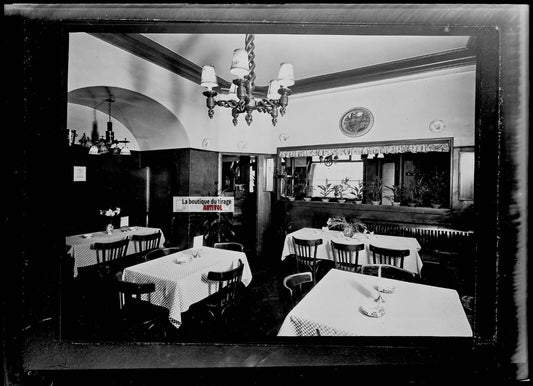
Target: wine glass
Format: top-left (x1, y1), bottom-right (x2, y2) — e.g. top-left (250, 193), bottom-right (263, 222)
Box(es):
top-left (375, 264), bottom-right (385, 303)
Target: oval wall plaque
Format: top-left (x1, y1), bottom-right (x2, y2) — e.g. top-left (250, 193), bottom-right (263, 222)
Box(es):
top-left (339, 107), bottom-right (374, 137)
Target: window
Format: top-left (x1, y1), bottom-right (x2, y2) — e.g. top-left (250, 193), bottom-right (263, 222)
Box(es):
top-left (309, 160), bottom-right (364, 198)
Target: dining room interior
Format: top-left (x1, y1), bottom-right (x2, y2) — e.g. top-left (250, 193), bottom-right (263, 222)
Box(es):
top-left (6, 4), bottom-right (528, 385)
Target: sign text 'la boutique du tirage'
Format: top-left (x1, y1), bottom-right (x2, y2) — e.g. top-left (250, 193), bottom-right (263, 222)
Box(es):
top-left (172, 197), bottom-right (234, 213)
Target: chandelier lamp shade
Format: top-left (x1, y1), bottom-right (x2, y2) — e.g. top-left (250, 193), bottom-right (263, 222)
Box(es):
top-left (79, 96), bottom-right (131, 155)
top-left (200, 34), bottom-right (294, 126)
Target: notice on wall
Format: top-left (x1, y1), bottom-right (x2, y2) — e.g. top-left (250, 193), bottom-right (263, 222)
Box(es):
top-left (173, 196), bottom-right (234, 213)
top-left (73, 166), bottom-right (86, 182)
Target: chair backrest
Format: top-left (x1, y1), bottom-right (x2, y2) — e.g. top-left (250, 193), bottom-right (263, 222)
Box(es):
top-left (292, 237), bottom-right (323, 283)
top-left (283, 272), bottom-right (313, 309)
top-left (330, 241), bottom-right (364, 272)
top-left (360, 264), bottom-right (419, 283)
top-left (114, 271), bottom-right (156, 309)
top-left (131, 231), bottom-right (162, 254)
top-left (368, 244), bottom-right (410, 268)
top-left (213, 242), bottom-right (244, 252)
top-left (206, 259), bottom-right (245, 317)
top-left (144, 247), bottom-right (181, 261)
top-left (93, 237), bottom-right (130, 264)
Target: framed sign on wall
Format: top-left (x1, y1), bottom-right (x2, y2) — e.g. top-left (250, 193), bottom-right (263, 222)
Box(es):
top-left (339, 107), bottom-right (374, 137)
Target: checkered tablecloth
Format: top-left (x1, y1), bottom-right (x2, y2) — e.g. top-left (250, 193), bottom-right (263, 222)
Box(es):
top-left (277, 269), bottom-right (472, 337)
top-left (281, 228), bottom-right (423, 275)
top-left (122, 247), bottom-right (253, 329)
top-left (65, 226), bottom-right (165, 277)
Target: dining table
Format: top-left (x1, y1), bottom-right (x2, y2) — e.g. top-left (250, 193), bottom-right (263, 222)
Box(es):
top-left (122, 246), bottom-right (253, 329)
top-left (277, 268), bottom-right (473, 337)
top-left (281, 227), bottom-right (424, 275)
top-left (65, 226), bottom-right (165, 277)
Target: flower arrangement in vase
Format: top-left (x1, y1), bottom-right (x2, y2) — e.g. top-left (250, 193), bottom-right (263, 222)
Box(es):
top-left (100, 207), bottom-right (121, 234)
top-left (326, 216), bottom-right (370, 237)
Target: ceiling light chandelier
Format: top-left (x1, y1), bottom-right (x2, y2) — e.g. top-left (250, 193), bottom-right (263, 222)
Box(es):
top-left (200, 34), bottom-right (294, 126)
top-left (80, 96), bottom-right (131, 155)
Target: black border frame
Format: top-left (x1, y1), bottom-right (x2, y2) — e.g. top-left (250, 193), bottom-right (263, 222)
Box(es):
top-left (4, 4), bottom-right (527, 384)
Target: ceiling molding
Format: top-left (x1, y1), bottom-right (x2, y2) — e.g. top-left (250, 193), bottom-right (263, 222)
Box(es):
top-left (291, 48), bottom-right (476, 94)
top-left (90, 33), bottom-right (232, 90)
top-left (91, 33), bottom-right (475, 97)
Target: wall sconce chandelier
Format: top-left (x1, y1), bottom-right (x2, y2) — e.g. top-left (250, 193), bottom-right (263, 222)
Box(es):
top-left (200, 34), bottom-right (294, 126)
top-left (79, 96), bottom-right (131, 155)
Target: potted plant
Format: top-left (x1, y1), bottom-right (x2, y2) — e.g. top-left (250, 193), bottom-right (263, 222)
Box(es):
top-left (317, 182), bottom-right (335, 202)
top-left (350, 181), bottom-right (365, 204)
top-left (427, 171), bottom-right (447, 208)
top-left (407, 176), bottom-right (428, 207)
top-left (385, 184), bottom-right (404, 206)
top-left (367, 176), bottom-right (383, 205)
top-left (203, 213), bottom-right (235, 246)
top-left (333, 178), bottom-right (350, 203)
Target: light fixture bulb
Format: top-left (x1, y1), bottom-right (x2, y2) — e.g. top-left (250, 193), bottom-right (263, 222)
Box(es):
top-left (277, 63), bottom-right (295, 87)
top-left (201, 65), bottom-right (218, 90)
top-left (230, 49), bottom-right (250, 78)
top-left (267, 79), bottom-right (281, 99)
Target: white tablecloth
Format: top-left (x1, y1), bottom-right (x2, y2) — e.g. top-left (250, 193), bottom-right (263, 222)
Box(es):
top-left (122, 247), bottom-right (253, 329)
top-left (65, 226), bottom-right (165, 277)
top-left (282, 227), bottom-right (423, 275)
top-left (278, 269), bottom-right (472, 337)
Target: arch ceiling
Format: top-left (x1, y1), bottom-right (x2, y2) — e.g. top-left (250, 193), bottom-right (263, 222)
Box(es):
top-left (68, 86), bottom-right (190, 150)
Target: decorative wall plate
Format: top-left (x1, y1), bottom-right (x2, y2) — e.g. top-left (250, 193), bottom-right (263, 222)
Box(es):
top-left (201, 137), bottom-right (210, 149)
top-left (339, 107), bottom-right (374, 137)
top-left (429, 120), bottom-right (445, 133)
top-left (279, 133), bottom-right (289, 143)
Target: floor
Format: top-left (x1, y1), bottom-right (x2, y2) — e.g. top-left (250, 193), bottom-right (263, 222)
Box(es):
top-left (61, 248), bottom-right (472, 343)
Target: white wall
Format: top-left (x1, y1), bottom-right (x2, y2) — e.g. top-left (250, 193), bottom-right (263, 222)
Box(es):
top-left (270, 67), bottom-right (476, 149)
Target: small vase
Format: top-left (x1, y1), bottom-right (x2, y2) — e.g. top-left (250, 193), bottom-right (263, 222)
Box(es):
top-left (371, 200), bottom-right (381, 205)
top-left (321, 198), bottom-right (330, 202)
top-left (355, 200), bottom-right (362, 205)
top-left (303, 197), bottom-right (312, 202)
top-left (106, 223), bottom-right (114, 235)
top-left (392, 201), bottom-right (401, 207)
top-left (338, 199), bottom-right (346, 204)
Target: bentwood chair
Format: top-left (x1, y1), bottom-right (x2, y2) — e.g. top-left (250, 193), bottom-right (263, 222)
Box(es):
top-left (330, 241), bottom-right (365, 272)
top-left (144, 247), bottom-right (182, 261)
top-left (93, 237), bottom-right (130, 264)
top-left (283, 272), bottom-right (313, 309)
top-left (131, 231), bottom-right (162, 256)
top-left (360, 264), bottom-right (419, 283)
top-left (213, 242), bottom-right (245, 252)
top-left (368, 244), bottom-right (410, 269)
top-left (292, 237), bottom-right (323, 284)
top-left (204, 259), bottom-right (245, 325)
top-left (113, 271), bottom-right (169, 340)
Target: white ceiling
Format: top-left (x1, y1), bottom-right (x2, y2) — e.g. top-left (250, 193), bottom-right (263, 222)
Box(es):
top-left (143, 34), bottom-right (470, 86)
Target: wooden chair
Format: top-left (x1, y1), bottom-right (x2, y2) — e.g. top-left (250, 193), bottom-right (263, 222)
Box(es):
top-left (368, 244), bottom-right (410, 269)
top-left (213, 242), bottom-right (245, 252)
top-left (131, 231), bottom-right (162, 255)
top-left (113, 271), bottom-right (169, 339)
top-left (360, 264), bottom-right (419, 283)
top-left (330, 241), bottom-right (365, 272)
top-left (292, 237), bottom-right (323, 284)
top-left (93, 237), bottom-right (130, 264)
top-left (144, 247), bottom-right (181, 261)
top-left (205, 259), bottom-right (245, 323)
top-left (283, 272), bottom-right (313, 309)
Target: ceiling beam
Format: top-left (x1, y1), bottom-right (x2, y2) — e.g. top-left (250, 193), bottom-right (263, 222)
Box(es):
top-left (291, 48), bottom-right (476, 94)
top-left (91, 33), bottom-right (475, 98)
